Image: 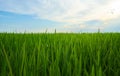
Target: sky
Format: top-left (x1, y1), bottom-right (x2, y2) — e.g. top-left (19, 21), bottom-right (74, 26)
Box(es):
top-left (0, 0), bottom-right (120, 33)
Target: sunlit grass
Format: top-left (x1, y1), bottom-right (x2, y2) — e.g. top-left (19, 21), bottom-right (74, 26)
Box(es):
top-left (0, 33), bottom-right (120, 76)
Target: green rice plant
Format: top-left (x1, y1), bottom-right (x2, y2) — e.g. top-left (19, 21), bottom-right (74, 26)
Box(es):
top-left (0, 33), bottom-right (120, 76)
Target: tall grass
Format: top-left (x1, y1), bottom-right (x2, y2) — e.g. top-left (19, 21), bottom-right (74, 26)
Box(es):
top-left (0, 33), bottom-right (120, 76)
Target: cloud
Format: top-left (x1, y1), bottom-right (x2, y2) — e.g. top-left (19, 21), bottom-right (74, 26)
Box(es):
top-left (83, 0), bottom-right (120, 21)
top-left (0, 0), bottom-right (120, 23)
top-left (0, 0), bottom-right (120, 33)
top-left (61, 20), bottom-right (104, 32)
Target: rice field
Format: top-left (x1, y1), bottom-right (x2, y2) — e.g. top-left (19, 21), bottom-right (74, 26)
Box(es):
top-left (0, 33), bottom-right (120, 76)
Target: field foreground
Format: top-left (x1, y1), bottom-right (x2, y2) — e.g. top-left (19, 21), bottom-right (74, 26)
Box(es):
top-left (0, 33), bottom-right (120, 76)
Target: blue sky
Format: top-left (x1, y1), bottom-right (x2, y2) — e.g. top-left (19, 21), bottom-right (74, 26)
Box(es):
top-left (0, 0), bottom-right (120, 33)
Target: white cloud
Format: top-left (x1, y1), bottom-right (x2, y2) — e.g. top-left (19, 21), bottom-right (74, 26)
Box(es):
top-left (1, 0), bottom-right (120, 32)
top-left (0, 0), bottom-right (120, 23)
top-left (83, 0), bottom-right (120, 22)
top-left (63, 24), bottom-right (86, 29)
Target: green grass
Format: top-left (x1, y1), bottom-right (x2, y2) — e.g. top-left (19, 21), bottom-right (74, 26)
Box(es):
top-left (0, 33), bottom-right (120, 76)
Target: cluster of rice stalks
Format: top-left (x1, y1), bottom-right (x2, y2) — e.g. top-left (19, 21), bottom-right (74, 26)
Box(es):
top-left (0, 33), bottom-right (120, 76)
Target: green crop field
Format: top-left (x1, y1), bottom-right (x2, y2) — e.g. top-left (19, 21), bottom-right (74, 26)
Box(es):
top-left (0, 33), bottom-right (120, 76)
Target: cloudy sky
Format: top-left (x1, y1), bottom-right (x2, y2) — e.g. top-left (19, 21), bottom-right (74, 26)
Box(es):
top-left (0, 0), bottom-right (120, 32)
